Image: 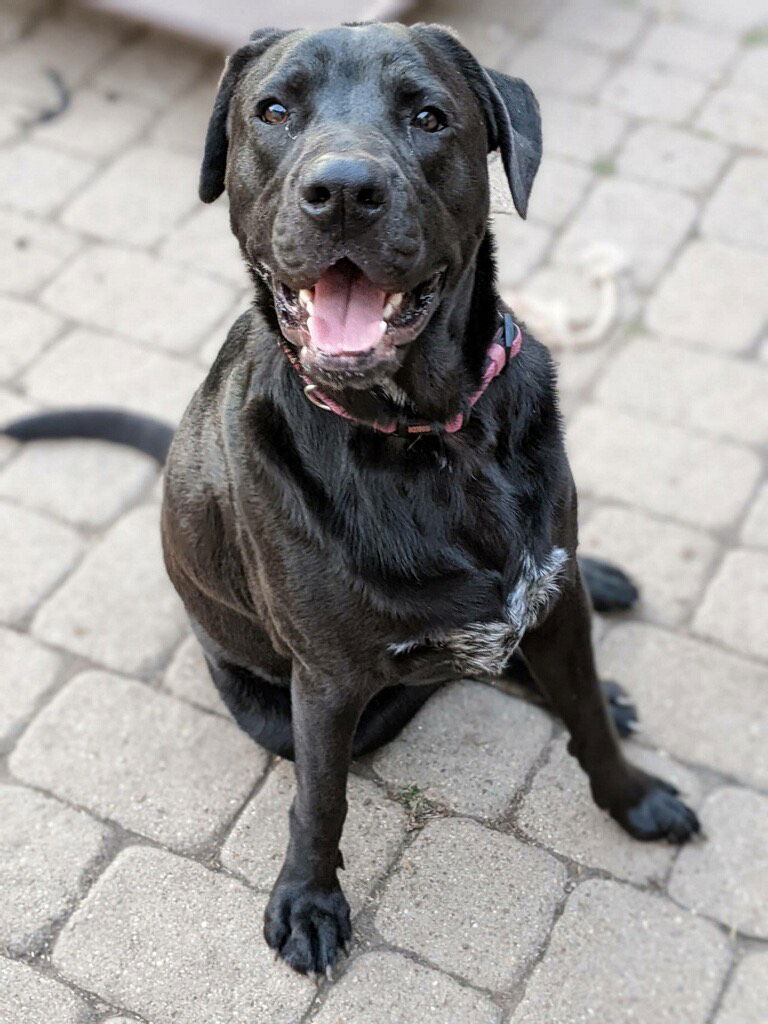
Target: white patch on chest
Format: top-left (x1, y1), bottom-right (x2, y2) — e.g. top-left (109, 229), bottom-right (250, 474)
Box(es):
top-left (388, 547), bottom-right (569, 677)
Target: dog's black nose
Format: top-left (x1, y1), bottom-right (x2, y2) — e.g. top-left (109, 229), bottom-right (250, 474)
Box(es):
top-left (299, 155), bottom-right (387, 228)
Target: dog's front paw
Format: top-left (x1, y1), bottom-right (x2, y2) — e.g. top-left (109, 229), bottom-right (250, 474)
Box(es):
top-left (264, 876), bottom-right (351, 978)
top-left (580, 556), bottom-right (639, 613)
top-left (611, 774), bottom-right (700, 844)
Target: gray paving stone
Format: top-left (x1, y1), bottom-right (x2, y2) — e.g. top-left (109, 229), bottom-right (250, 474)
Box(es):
top-left (697, 87), bottom-right (768, 152)
top-left (312, 951), bottom-right (502, 1024)
top-left (525, 155), bottom-right (592, 227)
top-left (222, 762), bottom-right (406, 914)
top-left (731, 45), bottom-right (768, 99)
top-left (714, 953), bottom-right (768, 1024)
top-left (555, 179), bottom-right (697, 287)
top-left (0, 501), bottom-right (84, 626)
top-left (372, 681), bottom-right (551, 819)
top-left (0, 141), bottom-right (94, 216)
top-left (616, 124), bottom-right (729, 195)
top-left (23, 328), bottom-right (205, 424)
top-left (0, 784), bottom-right (109, 955)
top-left (62, 147), bottom-right (200, 248)
top-left (635, 21), bottom-right (737, 82)
top-left (599, 623), bottom-right (768, 788)
top-left (741, 484), bottom-right (768, 548)
top-left (0, 210), bottom-right (81, 297)
top-left (702, 156), bottom-right (768, 251)
top-left (579, 505), bottom-right (718, 627)
top-left (150, 71), bottom-right (219, 153)
top-left (41, 245), bottom-right (237, 354)
top-left (568, 405), bottom-right (761, 529)
top-left (647, 240), bottom-right (768, 354)
top-left (693, 549), bottom-right (768, 662)
top-left (0, 389), bottom-right (36, 466)
top-left (507, 37), bottom-right (610, 99)
top-left (601, 62), bottom-right (708, 122)
top-left (163, 634), bottom-right (230, 716)
top-left (158, 203), bottom-right (250, 287)
top-left (517, 737), bottom-right (701, 885)
top-left (545, 0), bottom-right (646, 52)
top-left (0, 626), bottom-right (59, 747)
top-left (52, 846), bottom-right (314, 1024)
top-left (31, 505), bottom-right (187, 676)
top-left (0, 294), bottom-right (61, 381)
top-left (376, 817), bottom-right (566, 991)
top-left (0, 440), bottom-right (156, 528)
top-left (10, 672), bottom-right (267, 853)
top-left (31, 89), bottom-right (154, 159)
top-left (537, 95), bottom-right (627, 164)
top-left (670, 787), bottom-right (768, 938)
top-left (510, 879), bottom-right (730, 1024)
top-left (593, 336), bottom-right (768, 446)
top-left (672, 0), bottom-right (768, 31)
top-left (0, 956), bottom-right (89, 1024)
top-left (89, 31), bottom-right (209, 107)
top-left (494, 216), bottom-right (552, 287)
top-left (442, 15), bottom-right (519, 66)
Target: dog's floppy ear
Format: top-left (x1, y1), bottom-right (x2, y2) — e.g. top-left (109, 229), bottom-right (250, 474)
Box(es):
top-left (199, 27), bottom-right (290, 203)
top-left (412, 25), bottom-right (542, 219)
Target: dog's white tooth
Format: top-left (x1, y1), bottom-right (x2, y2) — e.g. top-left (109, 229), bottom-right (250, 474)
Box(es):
top-left (299, 288), bottom-right (313, 306)
top-left (379, 320), bottom-right (388, 334)
top-left (383, 302), bottom-right (395, 320)
top-left (304, 299), bottom-right (315, 315)
top-left (389, 291), bottom-right (404, 309)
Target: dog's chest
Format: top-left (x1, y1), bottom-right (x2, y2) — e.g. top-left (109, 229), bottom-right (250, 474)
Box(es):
top-left (390, 546), bottom-right (568, 675)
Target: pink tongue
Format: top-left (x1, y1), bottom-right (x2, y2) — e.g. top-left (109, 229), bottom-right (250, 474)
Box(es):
top-left (307, 263), bottom-right (387, 355)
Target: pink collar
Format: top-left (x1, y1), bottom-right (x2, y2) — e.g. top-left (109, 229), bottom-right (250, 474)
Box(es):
top-left (279, 312), bottom-right (521, 437)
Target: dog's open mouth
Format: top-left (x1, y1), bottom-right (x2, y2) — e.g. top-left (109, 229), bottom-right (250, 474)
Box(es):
top-left (261, 258), bottom-right (443, 375)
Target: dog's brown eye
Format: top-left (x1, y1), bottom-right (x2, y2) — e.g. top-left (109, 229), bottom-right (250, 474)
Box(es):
top-left (259, 100), bottom-right (289, 125)
top-left (413, 107), bottom-right (446, 133)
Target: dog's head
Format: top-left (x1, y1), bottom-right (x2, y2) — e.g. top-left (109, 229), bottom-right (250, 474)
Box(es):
top-left (201, 23), bottom-right (541, 389)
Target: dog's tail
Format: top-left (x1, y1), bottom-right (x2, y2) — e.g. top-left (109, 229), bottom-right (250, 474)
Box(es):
top-left (3, 408), bottom-right (174, 464)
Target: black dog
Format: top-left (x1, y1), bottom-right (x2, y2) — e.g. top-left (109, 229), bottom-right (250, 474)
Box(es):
top-left (6, 23), bottom-right (699, 979)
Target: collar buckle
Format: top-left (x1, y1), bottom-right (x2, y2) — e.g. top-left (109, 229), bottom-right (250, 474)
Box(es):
top-left (303, 384), bottom-right (332, 412)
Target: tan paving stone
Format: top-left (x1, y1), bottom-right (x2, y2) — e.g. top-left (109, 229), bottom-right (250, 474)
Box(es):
top-left (41, 245), bottom-right (236, 354)
top-left (568, 405), bottom-right (761, 529)
top-left (536, 94), bottom-right (627, 163)
top-left (555, 179), bottom-right (697, 287)
top-left (31, 89), bottom-right (155, 159)
top-left (163, 634), bottom-right (230, 715)
top-left (372, 681), bottom-right (551, 819)
top-left (0, 439), bottom-right (156, 528)
top-left (731, 45), bottom-right (768, 98)
top-left (636, 21), bottom-right (738, 82)
top-left (616, 124), bottom-right (729, 194)
top-left (693, 549), bottom-right (768, 662)
top-left (0, 501), bottom-right (84, 626)
top-left (525, 154), bottom-right (592, 227)
top-left (602, 62), bottom-right (708, 121)
top-left (510, 879), bottom-right (730, 1024)
top-left (10, 672), bottom-right (267, 853)
top-left (52, 846), bottom-right (314, 1024)
top-left (0, 784), bottom-right (109, 955)
top-left (517, 737), bottom-right (701, 884)
top-left (0, 389), bottom-right (36, 467)
top-left (702, 156), bottom-right (768, 251)
top-left (741, 484), bottom-right (768, 548)
top-left (150, 70), bottom-right (219, 153)
top-left (593, 336), bottom-right (768, 445)
top-left (376, 817), bottom-right (566, 990)
top-left (62, 147), bottom-right (200, 247)
top-left (579, 505), bottom-right (718, 626)
top-left (0, 294), bottom-right (61, 381)
top-left (313, 951), bottom-right (502, 1024)
top-left (90, 31), bottom-right (209, 107)
top-left (158, 203), bottom-right (250, 287)
top-left (443, 17), bottom-right (519, 66)
top-left (672, 0), bottom-right (768, 32)
top-left (506, 37), bottom-right (610, 99)
top-left (494, 216), bottom-right (552, 287)
top-left (697, 87), bottom-right (768, 152)
top-left (545, 0), bottom-right (646, 52)
top-left (0, 210), bottom-right (81, 298)
top-left (599, 623), bottom-right (768, 787)
top-left (714, 953), bottom-right (768, 1024)
top-left (670, 787), bottom-right (768, 938)
top-left (0, 141), bottom-right (93, 216)
top-left (0, 626), bottom-right (59, 747)
top-left (647, 241), bottom-right (768, 353)
top-left (23, 328), bottom-right (204, 423)
top-left (222, 763), bottom-right (406, 914)
top-left (0, 956), bottom-right (89, 1024)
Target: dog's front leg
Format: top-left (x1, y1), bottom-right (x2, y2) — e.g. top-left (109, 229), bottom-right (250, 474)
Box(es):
top-left (264, 664), bottom-right (366, 978)
top-left (519, 566), bottom-right (699, 844)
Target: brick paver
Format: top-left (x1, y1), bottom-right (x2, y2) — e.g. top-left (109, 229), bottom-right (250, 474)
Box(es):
top-left (1, 0), bottom-right (767, 1020)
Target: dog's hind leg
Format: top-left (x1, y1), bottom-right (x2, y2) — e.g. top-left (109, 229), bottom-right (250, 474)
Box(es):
top-left (352, 682), bottom-right (444, 757)
top-left (579, 555), bottom-right (638, 613)
top-left (519, 567), bottom-right (699, 843)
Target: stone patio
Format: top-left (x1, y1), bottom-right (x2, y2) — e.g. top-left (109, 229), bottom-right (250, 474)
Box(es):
top-left (0, 0), bottom-right (767, 1021)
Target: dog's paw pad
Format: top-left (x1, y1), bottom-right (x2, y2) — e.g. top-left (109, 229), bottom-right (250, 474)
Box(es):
top-left (620, 784), bottom-right (700, 844)
top-left (602, 680), bottom-right (639, 738)
top-left (265, 880), bottom-right (351, 977)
